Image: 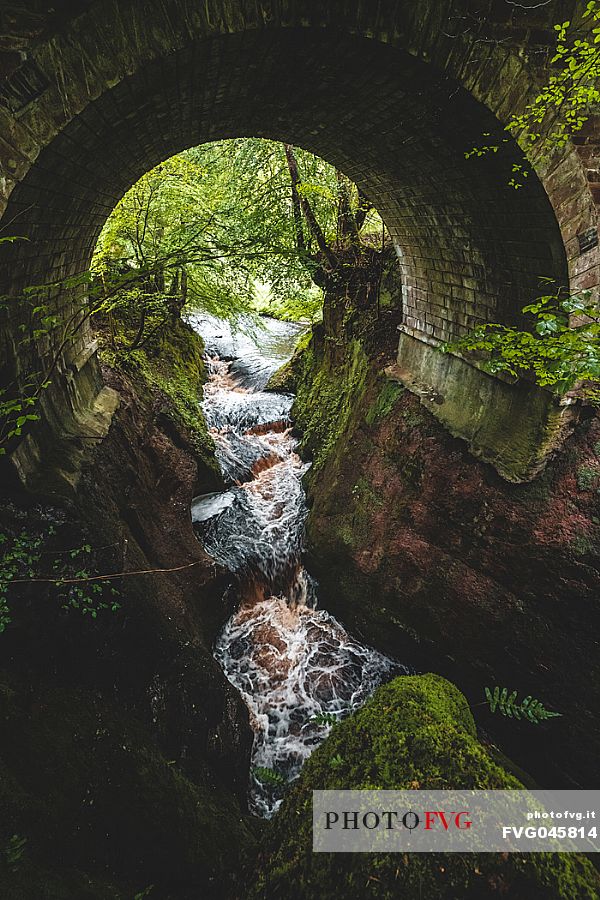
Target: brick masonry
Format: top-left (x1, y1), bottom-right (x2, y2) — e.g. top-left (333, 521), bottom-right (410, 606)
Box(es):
top-left (0, 0), bottom-right (597, 464)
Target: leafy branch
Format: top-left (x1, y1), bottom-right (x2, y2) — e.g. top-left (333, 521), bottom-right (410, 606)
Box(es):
top-left (445, 288), bottom-right (600, 401)
top-left (2, 834), bottom-right (27, 873)
top-left (466, 3), bottom-right (600, 185)
top-left (513, 4), bottom-right (600, 153)
top-left (0, 525), bottom-right (122, 634)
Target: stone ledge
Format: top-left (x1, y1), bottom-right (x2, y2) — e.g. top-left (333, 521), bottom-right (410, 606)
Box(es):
top-left (386, 331), bottom-right (580, 483)
top-left (64, 338), bottom-right (99, 372)
top-left (11, 384), bottom-right (120, 498)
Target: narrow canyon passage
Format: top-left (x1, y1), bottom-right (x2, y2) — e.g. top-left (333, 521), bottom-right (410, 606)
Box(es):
top-left (190, 315), bottom-right (403, 816)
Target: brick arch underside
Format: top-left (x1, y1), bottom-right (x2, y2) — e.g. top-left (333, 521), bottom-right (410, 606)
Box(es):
top-left (0, 24), bottom-right (575, 489)
top-left (2, 27), bottom-right (568, 351)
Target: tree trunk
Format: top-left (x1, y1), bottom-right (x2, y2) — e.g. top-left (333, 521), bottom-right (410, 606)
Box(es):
top-left (180, 267), bottom-right (188, 307)
top-left (282, 142), bottom-right (385, 366)
top-left (283, 144), bottom-right (335, 268)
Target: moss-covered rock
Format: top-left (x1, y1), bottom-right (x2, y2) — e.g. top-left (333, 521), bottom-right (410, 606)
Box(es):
top-left (266, 329), bottom-right (313, 393)
top-left (97, 317), bottom-right (223, 489)
top-left (248, 675), bottom-right (599, 900)
top-left (291, 331), bottom-right (370, 472)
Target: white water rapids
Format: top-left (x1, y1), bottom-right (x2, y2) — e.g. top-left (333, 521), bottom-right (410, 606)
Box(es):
top-left (190, 314), bottom-right (405, 817)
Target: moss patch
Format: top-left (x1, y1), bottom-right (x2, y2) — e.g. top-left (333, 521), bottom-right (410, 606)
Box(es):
top-left (365, 378), bottom-right (404, 426)
top-left (266, 330), bottom-right (313, 393)
top-left (249, 675), bottom-right (599, 900)
top-left (576, 464), bottom-right (600, 492)
top-left (97, 318), bottom-right (222, 486)
top-left (292, 336), bottom-right (370, 471)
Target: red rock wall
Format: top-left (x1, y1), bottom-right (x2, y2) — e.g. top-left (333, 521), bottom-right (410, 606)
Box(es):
top-left (301, 335), bottom-right (600, 788)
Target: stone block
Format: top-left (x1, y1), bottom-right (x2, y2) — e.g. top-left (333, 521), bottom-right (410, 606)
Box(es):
top-left (390, 330), bottom-right (579, 483)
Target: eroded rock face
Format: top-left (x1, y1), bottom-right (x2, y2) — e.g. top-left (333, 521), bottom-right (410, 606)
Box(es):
top-left (291, 321), bottom-right (600, 789)
top-left (0, 330), bottom-right (255, 897)
top-left (249, 675), bottom-right (600, 899)
top-left (0, 673), bottom-right (255, 899)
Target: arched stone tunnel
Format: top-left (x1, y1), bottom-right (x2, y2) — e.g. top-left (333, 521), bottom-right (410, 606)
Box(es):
top-left (0, 0), bottom-right (599, 487)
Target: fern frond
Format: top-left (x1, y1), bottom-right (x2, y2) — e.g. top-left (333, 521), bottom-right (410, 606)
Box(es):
top-left (485, 686), bottom-right (499, 713)
top-left (252, 766), bottom-right (287, 786)
top-left (484, 686), bottom-right (561, 725)
top-left (311, 712), bottom-right (339, 727)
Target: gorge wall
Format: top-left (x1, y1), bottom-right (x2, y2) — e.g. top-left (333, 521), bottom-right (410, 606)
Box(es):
top-left (0, 322), bottom-right (257, 898)
top-left (290, 302), bottom-right (600, 791)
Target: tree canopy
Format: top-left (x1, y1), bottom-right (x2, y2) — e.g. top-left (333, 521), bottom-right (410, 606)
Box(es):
top-left (92, 137), bottom-right (384, 348)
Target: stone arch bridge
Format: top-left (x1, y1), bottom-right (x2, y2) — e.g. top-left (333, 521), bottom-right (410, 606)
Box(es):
top-left (0, 0), bottom-right (598, 487)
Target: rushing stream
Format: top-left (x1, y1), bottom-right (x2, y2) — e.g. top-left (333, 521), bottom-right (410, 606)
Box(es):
top-left (190, 314), bottom-right (404, 817)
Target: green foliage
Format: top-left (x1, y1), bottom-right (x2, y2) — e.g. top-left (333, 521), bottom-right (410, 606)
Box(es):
top-left (485, 687), bottom-right (562, 724)
top-left (1, 140), bottom-right (383, 454)
top-left (445, 288), bottom-right (600, 400)
top-left (52, 543), bottom-right (121, 619)
top-left (93, 138), bottom-right (385, 340)
top-left (570, 530), bottom-right (597, 556)
top-left (328, 753), bottom-right (344, 769)
top-left (310, 712), bottom-right (340, 727)
top-left (3, 834), bottom-right (27, 872)
top-left (93, 139), bottom-right (338, 329)
top-left (577, 465), bottom-right (600, 491)
top-left (0, 235), bottom-right (28, 245)
top-left (0, 528), bottom-right (48, 632)
top-left (0, 392), bottom-right (41, 456)
top-left (1, 141), bottom-right (338, 453)
top-left (134, 886), bottom-right (155, 899)
top-left (515, 6), bottom-right (600, 152)
top-left (252, 766), bottom-right (288, 787)
top-left (0, 523), bottom-right (121, 634)
top-left (466, 5), bottom-right (600, 185)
